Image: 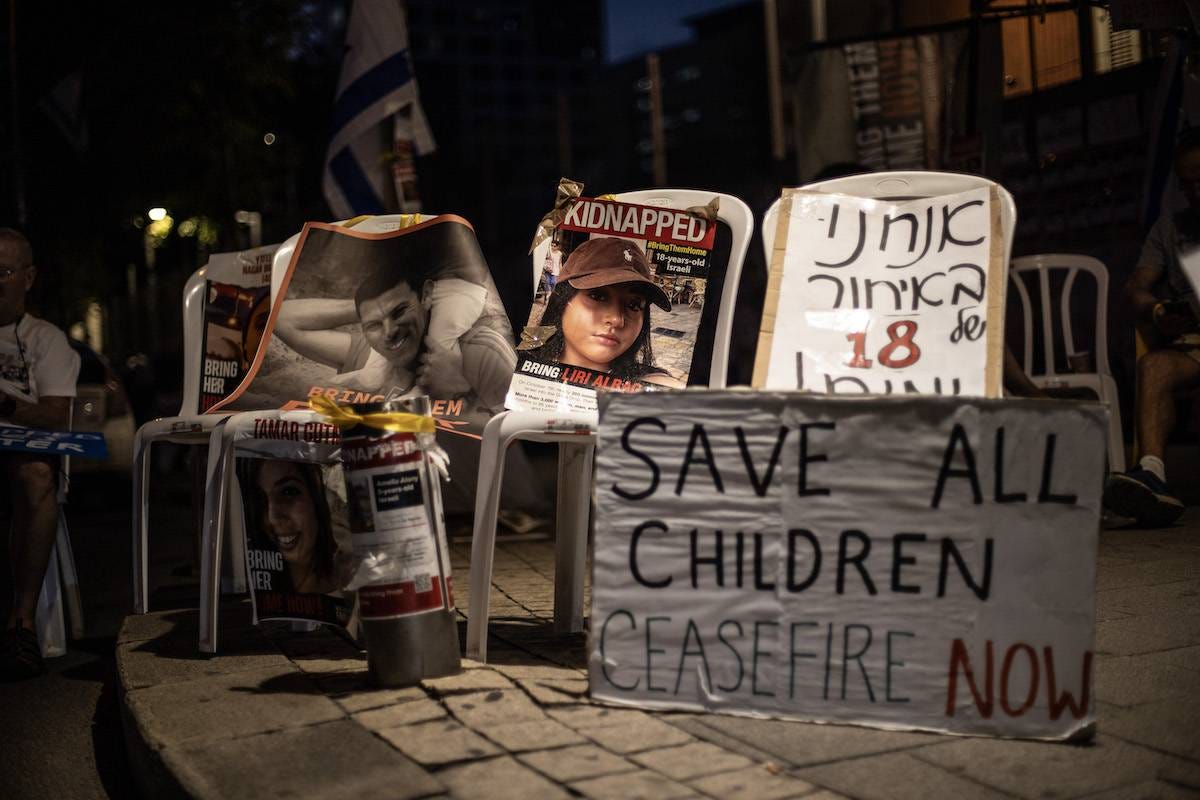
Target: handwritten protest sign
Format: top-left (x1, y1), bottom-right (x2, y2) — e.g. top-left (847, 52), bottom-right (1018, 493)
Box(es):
top-left (590, 390), bottom-right (1104, 740)
top-left (753, 186), bottom-right (1005, 397)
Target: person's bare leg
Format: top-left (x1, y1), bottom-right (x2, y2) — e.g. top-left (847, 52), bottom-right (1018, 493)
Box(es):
top-left (1135, 350), bottom-right (1200, 462)
top-left (7, 456), bottom-right (58, 628)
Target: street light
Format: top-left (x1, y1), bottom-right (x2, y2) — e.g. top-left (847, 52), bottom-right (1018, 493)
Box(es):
top-left (148, 206), bottom-right (167, 221)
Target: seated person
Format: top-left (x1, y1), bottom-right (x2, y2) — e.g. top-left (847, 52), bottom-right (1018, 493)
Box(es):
top-left (1103, 131), bottom-right (1200, 526)
top-left (0, 228), bottom-right (81, 680)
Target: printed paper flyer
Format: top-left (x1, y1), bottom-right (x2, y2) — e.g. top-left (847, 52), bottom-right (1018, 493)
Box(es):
top-left (507, 195), bottom-right (717, 414)
top-left (236, 457), bottom-right (354, 627)
top-left (198, 245), bottom-right (276, 412)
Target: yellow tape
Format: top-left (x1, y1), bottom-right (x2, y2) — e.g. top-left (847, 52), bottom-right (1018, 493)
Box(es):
top-left (308, 396), bottom-right (435, 434)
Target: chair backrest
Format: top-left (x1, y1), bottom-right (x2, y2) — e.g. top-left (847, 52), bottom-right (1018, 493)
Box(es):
top-left (1008, 254), bottom-right (1112, 380)
top-left (762, 171), bottom-right (1017, 274)
top-left (270, 215), bottom-right (425, 304)
top-left (181, 245), bottom-right (279, 415)
top-left (178, 267), bottom-right (212, 416)
top-left (529, 190), bottom-right (752, 389)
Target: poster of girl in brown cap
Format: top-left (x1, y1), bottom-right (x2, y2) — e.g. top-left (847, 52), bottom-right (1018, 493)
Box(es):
top-left (507, 195), bottom-right (717, 413)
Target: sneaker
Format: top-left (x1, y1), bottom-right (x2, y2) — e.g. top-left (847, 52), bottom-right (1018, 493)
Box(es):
top-left (0, 621), bottom-right (45, 681)
top-left (1103, 468), bottom-right (1186, 527)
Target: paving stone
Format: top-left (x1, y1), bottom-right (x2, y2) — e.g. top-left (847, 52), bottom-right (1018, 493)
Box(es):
top-left (438, 755), bottom-right (569, 800)
top-left (582, 716), bottom-right (693, 754)
top-left (1094, 653), bottom-right (1200, 707)
top-left (1095, 560), bottom-right (1194, 591)
top-left (1094, 620), bottom-right (1178, 657)
top-left (548, 704), bottom-right (651, 730)
top-left (518, 744), bottom-right (638, 782)
top-left (1079, 781), bottom-right (1200, 799)
top-left (124, 663), bottom-right (344, 747)
top-left (172, 719), bottom-right (441, 800)
top-left (1102, 696), bottom-right (1200, 762)
top-left (1096, 579), bottom-right (1200, 617)
top-left (493, 662), bottom-right (586, 680)
top-left (477, 718), bottom-right (586, 751)
top-left (446, 689), bottom-right (546, 728)
top-left (688, 764), bottom-right (818, 800)
top-left (378, 718), bottom-right (500, 766)
top-left (118, 638), bottom-right (291, 690)
top-left (353, 698), bottom-right (448, 730)
top-left (687, 715), bottom-right (937, 768)
top-left (915, 733), bottom-right (1169, 798)
top-left (313, 671), bottom-right (428, 713)
top-left (422, 668), bottom-right (515, 693)
top-left (1097, 612), bottom-right (1200, 654)
top-left (663, 715), bottom-right (784, 764)
top-left (572, 769), bottom-right (696, 799)
top-left (799, 752), bottom-right (1011, 800)
top-left (518, 677), bottom-right (590, 705)
top-left (1158, 645), bottom-right (1200, 674)
top-left (630, 741), bottom-right (753, 780)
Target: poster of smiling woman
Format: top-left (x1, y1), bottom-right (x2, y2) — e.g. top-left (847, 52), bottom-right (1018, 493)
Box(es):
top-left (210, 217), bottom-right (518, 439)
top-left (236, 457), bottom-right (355, 627)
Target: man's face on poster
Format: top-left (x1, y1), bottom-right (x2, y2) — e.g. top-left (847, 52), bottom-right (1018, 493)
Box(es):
top-left (358, 281), bottom-right (428, 368)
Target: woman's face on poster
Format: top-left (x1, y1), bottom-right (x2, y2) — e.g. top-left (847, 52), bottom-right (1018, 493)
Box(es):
top-left (256, 460), bottom-right (319, 568)
top-left (559, 283), bottom-right (645, 372)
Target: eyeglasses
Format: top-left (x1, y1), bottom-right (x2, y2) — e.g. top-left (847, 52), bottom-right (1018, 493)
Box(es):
top-left (0, 265), bottom-right (29, 279)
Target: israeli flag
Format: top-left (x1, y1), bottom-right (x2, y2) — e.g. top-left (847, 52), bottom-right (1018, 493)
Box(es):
top-left (323, 0), bottom-right (436, 219)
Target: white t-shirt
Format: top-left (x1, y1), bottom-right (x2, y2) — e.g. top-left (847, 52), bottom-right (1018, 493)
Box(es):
top-left (0, 314), bottom-right (80, 416)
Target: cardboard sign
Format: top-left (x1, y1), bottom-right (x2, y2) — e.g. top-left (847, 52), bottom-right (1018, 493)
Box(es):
top-left (590, 390), bottom-right (1104, 740)
top-left (210, 217), bottom-right (517, 439)
top-left (754, 187), bottom-right (1005, 397)
top-left (198, 245), bottom-right (276, 412)
top-left (0, 427), bottom-right (108, 459)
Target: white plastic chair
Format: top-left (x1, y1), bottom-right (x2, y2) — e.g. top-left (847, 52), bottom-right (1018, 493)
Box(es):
top-left (466, 189), bottom-right (753, 661)
top-left (132, 247), bottom-right (279, 614)
top-left (761, 170), bottom-right (1018, 397)
top-left (193, 214), bottom-right (428, 653)
top-left (34, 403), bottom-right (84, 657)
top-left (1009, 254), bottom-right (1124, 471)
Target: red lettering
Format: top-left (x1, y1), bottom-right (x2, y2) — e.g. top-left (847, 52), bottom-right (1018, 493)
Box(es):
top-left (1045, 647), bottom-right (1092, 720)
top-left (945, 638), bottom-right (993, 718)
top-left (999, 643), bottom-right (1038, 717)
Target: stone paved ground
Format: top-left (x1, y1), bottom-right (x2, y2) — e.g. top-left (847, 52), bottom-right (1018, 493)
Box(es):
top-left (120, 510), bottom-right (1200, 799)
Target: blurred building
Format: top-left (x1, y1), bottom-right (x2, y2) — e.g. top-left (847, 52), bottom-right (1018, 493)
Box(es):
top-left (404, 0), bottom-right (604, 319)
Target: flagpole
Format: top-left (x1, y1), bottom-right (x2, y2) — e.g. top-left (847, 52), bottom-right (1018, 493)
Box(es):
top-left (8, 0), bottom-right (27, 226)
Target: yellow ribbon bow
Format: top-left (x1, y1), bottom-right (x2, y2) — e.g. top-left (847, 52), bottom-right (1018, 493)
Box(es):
top-left (308, 396), bottom-right (436, 434)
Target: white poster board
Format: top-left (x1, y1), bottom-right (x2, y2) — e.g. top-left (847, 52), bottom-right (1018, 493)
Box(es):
top-left (590, 390), bottom-right (1105, 741)
top-left (753, 187), bottom-right (1005, 397)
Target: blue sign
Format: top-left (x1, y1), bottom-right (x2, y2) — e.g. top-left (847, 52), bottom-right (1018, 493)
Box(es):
top-left (0, 427), bottom-right (109, 459)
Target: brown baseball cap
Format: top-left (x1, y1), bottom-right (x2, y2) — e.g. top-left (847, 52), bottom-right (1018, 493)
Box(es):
top-left (559, 237), bottom-right (671, 311)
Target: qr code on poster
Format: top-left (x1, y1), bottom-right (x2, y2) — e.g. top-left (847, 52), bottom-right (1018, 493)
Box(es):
top-left (415, 573), bottom-right (432, 593)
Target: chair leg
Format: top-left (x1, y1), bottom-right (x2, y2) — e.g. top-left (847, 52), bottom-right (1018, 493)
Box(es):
top-left (1100, 376), bottom-right (1126, 473)
top-left (465, 414), bottom-right (511, 662)
top-left (199, 422), bottom-right (234, 654)
top-left (224, 475), bottom-right (248, 595)
top-left (554, 441), bottom-right (592, 635)
top-left (132, 429), bottom-right (153, 614)
top-left (55, 509), bottom-right (84, 640)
